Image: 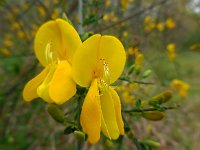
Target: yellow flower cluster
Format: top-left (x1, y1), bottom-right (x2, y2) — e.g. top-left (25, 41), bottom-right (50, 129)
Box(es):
top-left (144, 16), bottom-right (176, 32)
top-left (23, 18), bottom-right (126, 144)
top-left (103, 12), bottom-right (118, 23)
top-left (144, 16), bottom-right (156, 32)
top-left (166, 43), bottom-right (176, 62)
top-left (171, 79), bottom-right (190, 97)
top-left (117, 82), bottom-right (139, 105)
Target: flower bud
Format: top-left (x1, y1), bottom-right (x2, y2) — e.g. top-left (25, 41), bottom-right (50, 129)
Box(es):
top-left (127, 129), bottom-right (134, 139)
top-left (104, 139), bottom-right (114, 148)
top-left (142, 69), bottom-right (152, 78)
top-left (127, 64), bottom-right (135, 75)
top-left (140, 139), bottom-right (160, 148)
top-left (135, 54), bottom-right (144, 75)
top-left (47, 104), bottom-right (65, 123)
top-left (74, 130), bottom-right (85, 141)
top-left (142, 111), bottom-right (165, 121)
top-left (149, 90), bottom-right (172, 105)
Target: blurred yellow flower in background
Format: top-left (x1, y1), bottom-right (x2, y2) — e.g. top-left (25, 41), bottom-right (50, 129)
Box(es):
top-left (120, 0), bottom-right (134, 10)
top-left (171, 79), bottom-right (190, 97)
top-left (165, 18), bottom-right (176, 29)
top-left (156, 22), bottom-right (165, 32)
top-left (166, 43), bottom-right (176, 61)
top-left (23, 19), bottom-right (82, 104)
top-left (72, 34), bottom-right (126, 144)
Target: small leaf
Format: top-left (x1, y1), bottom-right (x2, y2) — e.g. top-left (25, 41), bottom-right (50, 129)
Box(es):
top-left (64, 126), bottom-right (77, 135)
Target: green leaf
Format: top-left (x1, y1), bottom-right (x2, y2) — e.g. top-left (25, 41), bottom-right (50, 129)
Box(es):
top-left (64, 126), bottom-right (77, 135)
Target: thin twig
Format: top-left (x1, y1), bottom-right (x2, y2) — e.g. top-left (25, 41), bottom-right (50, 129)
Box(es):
top-left (123, 105), bottom-right (180, 113)
top-left (119, 77), bottom-right (154, 85)
top-left (95, 0), bottom-right (168, 32)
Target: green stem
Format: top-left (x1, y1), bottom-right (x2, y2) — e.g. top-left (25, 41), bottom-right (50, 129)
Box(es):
top-left (119, 77), bottom-right (154, 85)
top-left (76, 96), bottom-right (84, 150)
top-left (123, 105), bottom-right (180, 113)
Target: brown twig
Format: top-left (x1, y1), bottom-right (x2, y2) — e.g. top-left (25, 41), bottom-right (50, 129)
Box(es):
top-left (95, 0), bottom-right (168, 32)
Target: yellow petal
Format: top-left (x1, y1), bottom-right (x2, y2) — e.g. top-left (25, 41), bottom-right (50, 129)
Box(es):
top-left (100, 89), bottom-right (120, 140)
top-left (49, 60), bottom-right (76, 105)
top-left (72, 34), bottom-right (101, 87)
top-left (72, 34), bottom-right (126, 87)
top-left (34, 18), bottom-right (81, 66)
top-left (23, 67), bottom-right (49, 102)
top-left (80, 79), bottom-right (101, 144)
top-left (37, 65), bottom-right (56, 103)
top-left (99, 36), bottom-right (126, 84)
top-left (110, 88), bottom-right (124, 135)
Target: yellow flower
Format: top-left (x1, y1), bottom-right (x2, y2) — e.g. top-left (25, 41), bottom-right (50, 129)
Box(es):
top-left (120, 0), bottom-right (134, 10)
top-left (165, 18), bottom-right (176, 29)
top-left (3, 40), bottom-right (14, 47)
top-left (156, 22), bottom-right (165, 32)
top-left (0, 48), bottom-right (10, 57)
top-left (72, 34), bottom-right (126, 144)
top-left (37, 6), bottom-right (46, 17)
top-left (51, 8), bottom-right (60, 19)
top-left (23, 19), bottom-right (82, 104)
top-left (166, 43), bottom-right (176, 61)
top-left (171, 79), bottom-right (190, 97)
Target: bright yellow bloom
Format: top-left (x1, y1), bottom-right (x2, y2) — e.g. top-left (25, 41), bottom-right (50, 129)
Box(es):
top-left (23, 19), bottom-right (82, 104)
top-left (72, 34), bottom-right (126, 144)
top-left (166, 43), bottom-right (176, 61)
top-left (165, 18), bottom-right (176, 29)
top-left (171, 79), bottom-right (190, 97)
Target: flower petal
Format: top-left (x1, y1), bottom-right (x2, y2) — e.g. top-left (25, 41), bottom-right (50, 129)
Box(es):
top-left (110, 87), bottom-right (124, 135)
top-left (23, 67), bottom-right (49, 102)
top-left (72, 34), bottom-right (126, 87)
top-left (80, 79), bottom-right (101, 144)
top-left (49, 60), bottom-right (76, 105)
top-left (99, 36), bottom-right (126, 84)
top-left (34, 18), bottom-right (81, 66)
top-left (37, 65), bottom-right (56, 103)
top-left (72, 34), bottom-right (101, 87)
top-left (100, 89), bottom-right (120, 140)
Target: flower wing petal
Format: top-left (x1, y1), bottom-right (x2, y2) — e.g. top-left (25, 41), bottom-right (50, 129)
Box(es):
top-left (49, 61), bottom-right (76, 105)
top-left (34, 19), bottom-right (81, 66)
top-left (100, 89), bottom-right (120, 140)
top-left (23, 67), bottom-right (49, 102)
top-left (80, 79), bottom-right (101, 144)
top-left (110, 87), bottom-right (124, 135)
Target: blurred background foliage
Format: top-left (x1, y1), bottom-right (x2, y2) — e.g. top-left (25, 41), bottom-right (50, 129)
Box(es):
top-left (0, 0), bottom-right (200, 149)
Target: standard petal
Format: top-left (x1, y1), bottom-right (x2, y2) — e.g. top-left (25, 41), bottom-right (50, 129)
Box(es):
top-left (110, 88), bottom-right (124, 135)
top-left (99, 36), bottom-right (126, 84)
top-left (49, 60), bottom-right (76, 105)
top-left (23, 67), bottom-right (49, 102)
top-left (80, 79), bottom-right (101, 144)
top-left (100, 89), bottom-right (120, 140)
top-left (34, 18), bottom-right (81, 66)
top-left (72, 34), bottom-right (101, 87)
